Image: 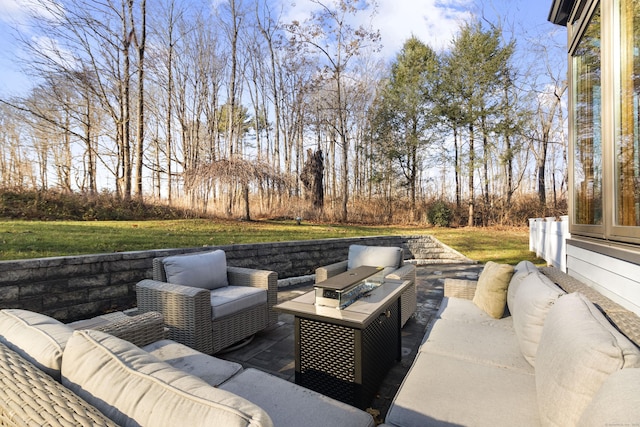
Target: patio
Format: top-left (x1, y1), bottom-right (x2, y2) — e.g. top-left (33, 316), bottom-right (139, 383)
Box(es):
top-left (218, 262), bottom-right (483, 423)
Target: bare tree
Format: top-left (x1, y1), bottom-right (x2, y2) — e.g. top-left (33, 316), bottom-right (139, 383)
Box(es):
top-left (286, 0), bottom-right (380, 221)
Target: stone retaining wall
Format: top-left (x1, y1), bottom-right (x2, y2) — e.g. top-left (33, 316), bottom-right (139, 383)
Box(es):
top-left (0, 235), bottom-right (472, 322)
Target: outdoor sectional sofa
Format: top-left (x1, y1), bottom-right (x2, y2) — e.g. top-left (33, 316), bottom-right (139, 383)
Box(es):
top-left (0, 308), bottom-right (375, 427)
top-left (382, 261), bottom-right (640, 427)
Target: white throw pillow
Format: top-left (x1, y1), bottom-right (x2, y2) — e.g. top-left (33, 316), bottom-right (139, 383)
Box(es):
top-left (536, 293), bottom-right (640, 427)
top-left (62, 330), bottom-right (273, 427)
top-left (347, 245), bottom-right (402, 270)
top-left (0, 309), bottom-right (73, 381)
top-left (163, 250), bottom-right (228, 290)
top-left (511, 272), bottom-right (565, 366)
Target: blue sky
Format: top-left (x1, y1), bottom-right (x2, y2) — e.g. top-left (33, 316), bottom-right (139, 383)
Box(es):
top-left (0, 0), bottom-right (563, 98)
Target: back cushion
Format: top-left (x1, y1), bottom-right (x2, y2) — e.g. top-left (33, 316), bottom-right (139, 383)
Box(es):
top-left (506, 261), bottom-right (538, 312)
top-left (578, 368), bottom-right (640, 427)
top-left (536, 293), bottom-right (640, 426)
top-left (62, 330), bottom-right (273, 427)
top-left (472, 261), bottom-right (514, 319)
top-left (0, 309), bottom-right (73, 380)
top-left (163, 250), bottom-right (228, 290)
top-left (347, 245), bottom-right (402, 270)
top-left (511, 273), bottom-right (565, 366)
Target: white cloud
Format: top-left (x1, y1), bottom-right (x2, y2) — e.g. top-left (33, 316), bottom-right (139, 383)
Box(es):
top-left (278, 0), bottom-right (474, 62)
top-left (373, 0), bottom-right (474, 58)
top-left (0, 0), bottom-right (59, 25)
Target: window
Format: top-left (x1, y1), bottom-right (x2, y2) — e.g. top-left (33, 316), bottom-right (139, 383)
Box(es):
top-left (616, 0), bottom-right (640, 226)
top-left (572, 6), bottom-right (603, 226)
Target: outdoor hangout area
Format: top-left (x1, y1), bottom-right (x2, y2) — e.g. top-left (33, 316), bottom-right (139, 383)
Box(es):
top-left (1, 239), bottom-right (640, 426)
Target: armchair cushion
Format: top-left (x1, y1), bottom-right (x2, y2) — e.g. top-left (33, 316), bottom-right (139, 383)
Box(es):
top-left (162, 250), bottom-right (229, 290)
top-left (0, 309), bottom-right (73, 381)
top-left (347, 245), bottom-right (402, 270)
top-left (211, 286), bottom-right (267, 320)
top-left (62, 329), bottom-right (273, 427)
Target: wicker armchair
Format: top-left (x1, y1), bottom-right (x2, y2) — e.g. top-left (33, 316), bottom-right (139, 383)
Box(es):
top-left (316, 244), bottom-right (417, 326)
top-left (136, 250), bottom-right (278, 354)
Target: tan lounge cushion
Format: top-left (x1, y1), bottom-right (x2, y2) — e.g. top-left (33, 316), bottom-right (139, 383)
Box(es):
top-left (0, 309), bottom-right (73, 381)
top-left (536, 293), bottom-right (640, 427)
top-left (62, 330), bottom-right (273, 427)
top-left (472, 261), bottom-right (514, 319)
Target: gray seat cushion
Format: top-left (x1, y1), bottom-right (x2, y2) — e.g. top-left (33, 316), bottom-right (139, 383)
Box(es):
top-left (62, 330), bottom-right (273, 427)
top-left (420, 318), bottom-right (532, 374)
top-left (220, 368), bottom-right (375, 427)
top-left (436, 297), bottom-right (513, 330)
top-left (143, 339), bottom-right (243, 386)
top-left (211, 286), bottom-right (267, 320)
top-left (385, 352), bottom-right (539, 427)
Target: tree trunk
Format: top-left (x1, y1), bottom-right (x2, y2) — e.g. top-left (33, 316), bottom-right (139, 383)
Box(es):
top-left (134, 0), bottom-right (146, 198)
top-left (468, 123), bottom-right (475, 227)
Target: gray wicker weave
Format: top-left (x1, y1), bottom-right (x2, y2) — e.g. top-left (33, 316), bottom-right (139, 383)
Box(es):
top-left (315, 250), bottom-right (417, 327)
top-left (443, 278), bottom-right (478, 300)
top-left (540, 266), bottom-right (640, 347)
top-left (136, 256), bottom-right (278, 354)
top-left (90, 311), bottom-right (167, 347)
top-left (0, 341), bottom-right (117, 427)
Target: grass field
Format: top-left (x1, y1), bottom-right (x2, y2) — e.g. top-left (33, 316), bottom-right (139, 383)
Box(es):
top-left (0, 219), bottom-right (543, 265)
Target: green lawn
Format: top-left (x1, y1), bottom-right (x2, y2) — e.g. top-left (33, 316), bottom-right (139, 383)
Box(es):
top-left (0, 219), bottom-right (543, 265)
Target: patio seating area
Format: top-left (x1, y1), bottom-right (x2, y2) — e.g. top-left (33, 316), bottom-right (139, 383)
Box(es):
top-left (2, 254), bottom-right (640, 426)
top-left (218, 262), bottom-right (483, 422)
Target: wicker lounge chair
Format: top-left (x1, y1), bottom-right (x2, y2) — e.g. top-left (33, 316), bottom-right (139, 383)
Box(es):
top-left (136, 250), bottom-right (278, 354)
top-left (315, 244), bottom-right (417, 326)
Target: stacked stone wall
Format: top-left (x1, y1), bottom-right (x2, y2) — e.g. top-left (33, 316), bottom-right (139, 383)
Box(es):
top-left (0, 235), bottom-right (472, 322)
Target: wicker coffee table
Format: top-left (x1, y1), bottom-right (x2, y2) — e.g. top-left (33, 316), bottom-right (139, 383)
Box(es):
top-left (275, 277), bottom-right (411, 409)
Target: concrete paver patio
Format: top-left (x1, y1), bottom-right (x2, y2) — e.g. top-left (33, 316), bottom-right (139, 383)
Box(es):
top-left (219, 263), bottom-right (483, 423)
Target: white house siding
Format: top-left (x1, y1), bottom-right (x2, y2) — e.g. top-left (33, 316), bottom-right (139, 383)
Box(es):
top-left (566, 244), bottom-right (640, 316)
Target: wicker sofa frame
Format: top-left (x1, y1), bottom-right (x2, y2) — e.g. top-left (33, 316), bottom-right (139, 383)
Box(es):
top-left (0, 311), bottom-right (165, 427)
top-left (316, 249), bottom-right (417, 327)
top-left (135, 256), bottom-right (278, 355)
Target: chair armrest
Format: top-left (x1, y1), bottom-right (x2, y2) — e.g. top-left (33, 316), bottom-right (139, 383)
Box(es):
top-left (315, 260), bottom-right (349, 283)
top-left (227, 267), bottom-right (278, 326)
top-left (385, 263), bottom-right (416, 284)
top-left (136, 279), bottom-right (214, 354)
top-left (444, 278), bottom-right (478, 300)
top-left (93, 311), bottom-right (166, 347)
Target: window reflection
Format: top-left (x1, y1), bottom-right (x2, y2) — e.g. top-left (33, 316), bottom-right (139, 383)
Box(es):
top-left (573, 6), bottom-right (603, 225)
top-left (617, 0), bottom-right (640, 226)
